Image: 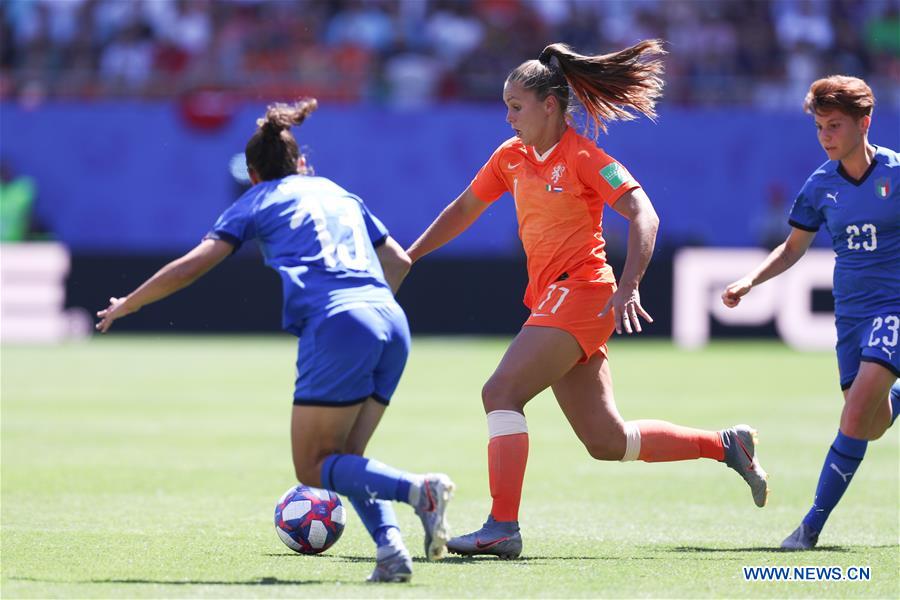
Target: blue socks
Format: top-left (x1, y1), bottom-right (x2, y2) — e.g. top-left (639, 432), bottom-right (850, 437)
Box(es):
top-left (797, 383), bottom-right (897, 534)
top-left (321, 454), bottom-right (416, 550)
top-left (320, 454), bottom-right (416, 505)
top-left (348, 495), bottom-right (400, 547)
top-left (802, 430), bottom-right (867, 533)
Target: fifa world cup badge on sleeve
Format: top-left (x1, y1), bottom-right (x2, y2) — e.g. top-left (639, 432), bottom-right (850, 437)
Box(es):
top-left (600, 162), bottom-right (631, 190)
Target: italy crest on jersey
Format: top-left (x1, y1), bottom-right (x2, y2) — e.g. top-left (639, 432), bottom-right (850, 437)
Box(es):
top-left (874, 177), bottom-right (890, 199)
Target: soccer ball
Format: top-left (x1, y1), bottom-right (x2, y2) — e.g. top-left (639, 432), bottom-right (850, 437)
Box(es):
top-left (274, 485), bottom-right (346, 554)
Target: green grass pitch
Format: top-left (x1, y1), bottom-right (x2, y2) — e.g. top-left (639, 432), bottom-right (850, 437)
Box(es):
top-left (2, 336), bottom-right (898, 598)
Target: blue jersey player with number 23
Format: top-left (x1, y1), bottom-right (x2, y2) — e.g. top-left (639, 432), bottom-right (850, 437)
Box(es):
top-left (96, 99), bottom-right (454, 583)
top-left (722, 76), bottom-right (899, 550)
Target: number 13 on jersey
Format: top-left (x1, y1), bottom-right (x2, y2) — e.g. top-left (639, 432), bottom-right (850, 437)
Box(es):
top-left (291, 196), bottom-right (370, 271)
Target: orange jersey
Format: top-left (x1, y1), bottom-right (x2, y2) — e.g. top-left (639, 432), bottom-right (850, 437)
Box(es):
top-left (470, 128), bottom-right (640, 308)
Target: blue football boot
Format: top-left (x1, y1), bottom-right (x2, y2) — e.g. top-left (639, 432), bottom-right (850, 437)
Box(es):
top-left (446, 515), bottom-right (522, 559)
top-left (781, 523), bottom-right (820, 550)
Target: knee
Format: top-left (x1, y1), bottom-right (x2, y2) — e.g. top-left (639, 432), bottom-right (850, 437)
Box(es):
top-left (840, 413), bottom-right (885, 441)
top-left (482, 375), bottom-right (524, 412)
top-left (841, 401), bottom-right (872, 440)
top-left (839, 418), bottom-right (867, 440)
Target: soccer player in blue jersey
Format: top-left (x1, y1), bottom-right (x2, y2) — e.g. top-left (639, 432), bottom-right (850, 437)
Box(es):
top-left (722, 76), bottom-right (899, 550)
top-left (95, 99), bottom-right (454, 582)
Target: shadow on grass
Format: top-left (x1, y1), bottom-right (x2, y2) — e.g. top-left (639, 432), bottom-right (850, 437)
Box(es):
top-left (263, 553), bottom-right (382, 562)
top-left (11, 576), bottom-right (333, 586)
top-left (265, 553), bottom-right (661, 563)
top-left (438, 555), bottom-right (662, 563)
top-left (670, 545), bottom-right (852, 554)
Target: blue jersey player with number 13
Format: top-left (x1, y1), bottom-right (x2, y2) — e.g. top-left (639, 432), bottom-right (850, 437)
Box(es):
top-left (722, 76), bottom-right (899, 550)
top-left (96, 99), bottom-right (454, 582)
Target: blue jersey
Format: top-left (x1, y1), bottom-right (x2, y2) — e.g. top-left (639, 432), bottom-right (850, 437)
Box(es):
top-left (789, 146), bottom-right (900, 319)
top-left (206, 174), bottom-right (395, 335)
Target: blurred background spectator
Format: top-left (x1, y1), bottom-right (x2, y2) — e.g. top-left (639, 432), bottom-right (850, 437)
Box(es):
top-left (0, 0), bottom-right (897, 259)
top-left (1, 0), bottom-right (897, 106)
top-left (0, 159), bottom-right (50, 242)
top-left (1, 0), bottom-right (897, 337)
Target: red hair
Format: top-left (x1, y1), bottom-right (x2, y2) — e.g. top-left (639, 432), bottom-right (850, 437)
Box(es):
top-left (803, 76), bottom-right (874, 120)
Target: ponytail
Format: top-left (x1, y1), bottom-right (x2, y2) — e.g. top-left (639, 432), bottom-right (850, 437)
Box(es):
top-left (246, 98), bottom-right (318, 181)
top-left (509, 40), bottom-right (666, 137)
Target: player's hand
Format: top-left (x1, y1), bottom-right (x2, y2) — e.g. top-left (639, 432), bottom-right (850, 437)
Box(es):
top-left (95, 296), bottom-right (137, 333)
top-left (598, 285), bottom-right (653, 335)
top-left (722, 278), bottom-right (753, 308)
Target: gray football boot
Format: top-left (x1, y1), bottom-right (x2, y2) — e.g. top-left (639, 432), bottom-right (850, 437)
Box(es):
top-left (413, 473), bottom-right (455, 560)
top-left (446, 515), bottom-right (522, 559)
top-left (721, 424), bottom-right (769, 507)
top-left (781, 523), bottom-right (820, 551)
top-left (366, 548), bottom-right (413, 583)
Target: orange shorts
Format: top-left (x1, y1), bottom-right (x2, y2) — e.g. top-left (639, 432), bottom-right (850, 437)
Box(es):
top-left (523, 278), bottom-right (616, 363)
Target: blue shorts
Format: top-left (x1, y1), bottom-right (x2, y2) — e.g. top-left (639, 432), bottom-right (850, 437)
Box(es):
top-left (835, 312), bottom-right (900, 390)
top-left (293, 302), bottom-right (411, 406)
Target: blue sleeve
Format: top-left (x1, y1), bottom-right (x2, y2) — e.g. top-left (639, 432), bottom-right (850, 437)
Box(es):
top-left (204, 196), bottom-right (256, 251)
top-left (354, 196), bottom-right (389, 247)
top-left (787, 179), bottom-right (823, 232)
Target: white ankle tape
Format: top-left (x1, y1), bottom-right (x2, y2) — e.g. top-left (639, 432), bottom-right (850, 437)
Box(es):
top-left (620, 421), bottom-right (641, 462)
top-left (487, 410), bottom-right (528, 438)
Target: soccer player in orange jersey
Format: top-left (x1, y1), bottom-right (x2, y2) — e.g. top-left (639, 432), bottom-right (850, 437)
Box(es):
top-left (407, 41), bottom-right (769, 558)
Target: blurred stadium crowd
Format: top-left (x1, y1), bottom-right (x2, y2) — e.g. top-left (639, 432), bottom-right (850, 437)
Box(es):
top-left (2, 0), bottom-right (898, 107)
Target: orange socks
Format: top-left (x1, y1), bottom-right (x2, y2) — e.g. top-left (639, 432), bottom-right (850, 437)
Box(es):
top-left (633, 419), bottom-right (724, 462)
top-left (483, 413), bottom-right (723, 522)
top-left (486, 410), bottom-right (529, 522)
top-left (488, 433), bottom-right (529, 521)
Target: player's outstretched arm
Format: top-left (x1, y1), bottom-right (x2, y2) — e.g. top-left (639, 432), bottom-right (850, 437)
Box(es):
top-left (406, 186), bottom-right (489, 263)
top-left (95, 239), bottom-right (234, 333)
top-left (599, 188), bottom-right (659, 335)
top-left (375, 236), bottom-right (412, 294)
top-left (721, 228), bottom-right (816, 308)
